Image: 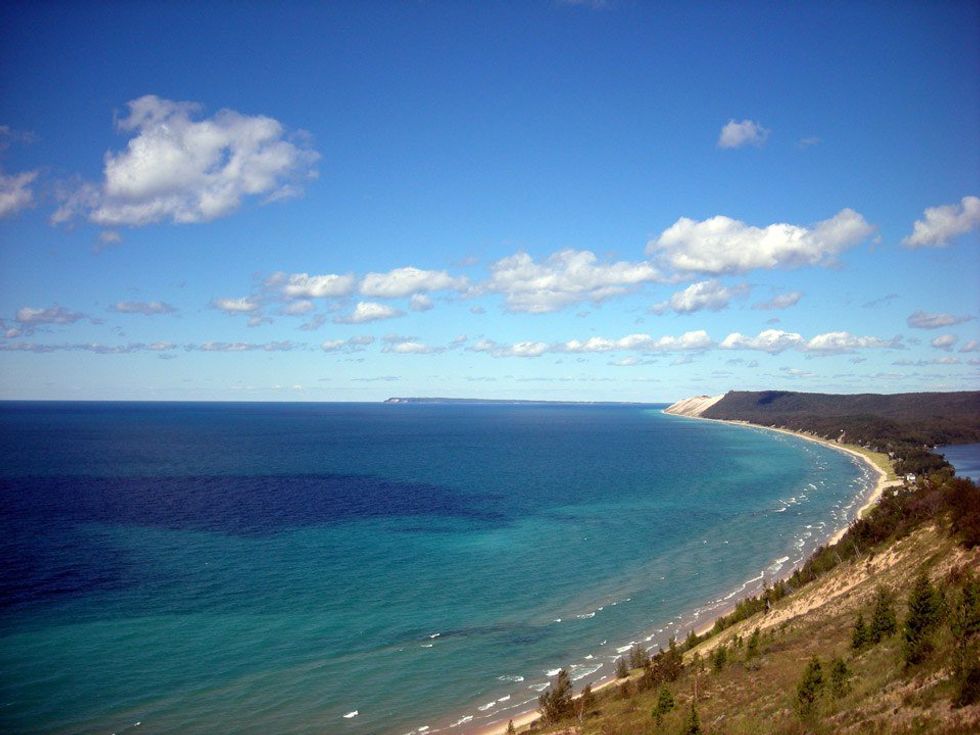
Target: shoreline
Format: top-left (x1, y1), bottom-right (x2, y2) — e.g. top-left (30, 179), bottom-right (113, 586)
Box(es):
top-left (467, 413), bottom-right (895, 735)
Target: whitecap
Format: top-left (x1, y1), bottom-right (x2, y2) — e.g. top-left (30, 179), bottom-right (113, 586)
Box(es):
top-left (429, 633), bottom-right (441, 639)
top-left (343, 711), bottom-right (359, 719)
top-left (450, 715), bottom-right (473, 727)
top-left (478, 702), bottom-right (496, 711)
top-left (529, 682), bottom-right (549, 692)
top-left (546, 668), bottom-right (561, 677)
top-left (497, 695), bottom-right (511, 703)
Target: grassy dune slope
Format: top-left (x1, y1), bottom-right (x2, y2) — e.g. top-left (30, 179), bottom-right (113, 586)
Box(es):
top-left (526, 524), bottom-right (979, 735)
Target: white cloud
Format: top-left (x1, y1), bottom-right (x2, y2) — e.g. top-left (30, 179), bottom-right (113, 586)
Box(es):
top-left (468, 339), bottom-right (551, 358)
top-left (906, 310), bottom-right (974, 330)
top-left (409, 294), bottom-right (434, 312)
top-left (721, 328), bottom-right (901, 355)
top-left (647, 209), bottom-right (874, 274)
top-left (282, 300), bottom-right (314, 315)
top-left (382, 339), bottom-right (442, 355)
top-left (15, 305), bottom-right (90, 325)
top-left (902, 195), bottom-right (980, 248)
top-left (360, 267), bottom-right (466, 298)
top-left (52, 95), bottom-right (319, 226)
top-left (654, 279), bottom-right (749, 314)
top-left (0, 169), bottom-right (38, 217)
top-left (959, 339), bottom-right (979, 354)
top-left (720, 329), bottom-right (805, 354)
top-left (798, 136), bottom-right (821, 149)
top-left (752, 291), bottom-right (803, 311)
top-left (717, 119), bottom-right (770, 149)
top-left (321, 336), bottom-right (374, 353)
top-left (212, 297), bottom-right (260, 313)
top-left (334, 301), bottom-right (403, 324)
top-left (486, 249), bottom-right (661, 313)
top-left (802, 331), bottom-right (902, 354)
top-left (930, 334), bottom-right (958, 351)
top-left (191, 341), bottom-right (298, 352)
top-left (560, 330), bottom-right (713, 353)
top-left (111, 301), bottom-right (176, 315)
top-left (279, 272), bottom-right (356, 299)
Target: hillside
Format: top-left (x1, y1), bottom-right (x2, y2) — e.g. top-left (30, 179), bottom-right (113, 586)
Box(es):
top-left (701, 390), bottom-right (980, 449)
top-left (522, 524), bottom-right (979, 735)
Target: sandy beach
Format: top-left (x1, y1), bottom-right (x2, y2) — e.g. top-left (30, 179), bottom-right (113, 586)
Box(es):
top-left (471, 412), bottom-right (898, 735)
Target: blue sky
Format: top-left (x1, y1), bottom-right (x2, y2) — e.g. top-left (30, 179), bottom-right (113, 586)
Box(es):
top-left (0, 1), bottom-right (977, 401)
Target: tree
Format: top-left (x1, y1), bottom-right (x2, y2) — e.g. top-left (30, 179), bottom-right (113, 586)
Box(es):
top-left (615, 656), bottom-right (629, 679)
top-left (577, 683), bottom-right (595, 722)
top-left (746, 628), bottom-right (760, 660)
top-left (869, 586), bottom-right (897, 643)
top-left (904, 572), bottom-right (943, 665)
top-left (682, 700), bottom-right (701, 735)
top-left (711, 643), bottom-right (727, 672)
top-left (538, 668), bottom-right (573, 723)
top-left (851, 612), bottom-right (870, 650)
top-left (796, 656), bottom-right (824, 718)
top-left (949, 570), bottom-right (980, 679)
top-left (830, 657), bottom-right (850, 699)
top-left (629, 643), bottom-right (649, 670)
top-left (652, 684), bottom-right (674, 728)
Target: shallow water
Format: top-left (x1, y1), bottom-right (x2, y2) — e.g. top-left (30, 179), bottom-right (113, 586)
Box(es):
top-left (0, 402), bottom-right (872, 734)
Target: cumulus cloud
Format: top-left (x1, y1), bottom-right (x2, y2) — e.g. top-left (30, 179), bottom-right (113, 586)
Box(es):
top-left (906, 310), bottom-right (974, 330)
top-left (320, 336), bottom-right (374, 353)
top-left (409, 294), bottom-right (434, 312)
top-left (959, 339), bottom-right (979, 354)
top-left (930, 334), bottom-right (958, 351)
top-left (803, 331), bottom-right (902, 354)
top-left (277, 272), bottom-right (356, 299)
top-left (902, 195), bottom-right (980, 248)
top-left (468, 339), bottom-right (551, 358)
top-left (717, 119), bottom-right (770, 149)
top-left (720, 329), bottom-right (805, 354)
top-left (360, 267), bottom-right (466, 298)
top-left (720, 328), bottom-right (901, 355)
top-left (647, 209), bottom-right (874, 274)
top-left (52, 95), bottom-right (319, 226)
top-left (281, 300), bottom-right (314, 316)
top-left (486, 249), bottom-right (661, 313)
top-left (382, 339), bottom-right (443, 355)
top-left (211, 297), bottom-right (261, 314)
top-left (333, 301), bottom-right (403, 324)
top-left (653, 279), bottom-right (749, 314)
top-left (110, 301), bottom-right (176, 315)
top-left (560, 330), bottom-right (713, 353)
top-left (14, 305), bottom-right (98, 328)
top-left (752, 291), bottom-right (803, 311)
top-left (0, 169), bottom-right (38, 217)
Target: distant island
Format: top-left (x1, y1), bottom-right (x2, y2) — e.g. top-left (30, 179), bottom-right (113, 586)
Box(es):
top-left (384, 397), bottom-right (655, 406)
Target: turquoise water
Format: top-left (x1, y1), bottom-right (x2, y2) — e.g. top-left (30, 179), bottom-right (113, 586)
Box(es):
top-left (0, 402), bottom-right (873, 734)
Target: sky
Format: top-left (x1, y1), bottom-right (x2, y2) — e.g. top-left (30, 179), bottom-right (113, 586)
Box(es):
top-left (0, 0), bottom-right (978, 402)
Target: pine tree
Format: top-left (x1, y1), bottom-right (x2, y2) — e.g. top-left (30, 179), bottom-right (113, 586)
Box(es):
top-left (538, 668), bottom-right (574, 723)
top-left (869, 586), bottom-right (897, 643)
top-left (904, 572), bottom-right (943, 665)
top-left (682, 700), bottom-right (701, 735)
top-left (629, 643), bottom-right (648, 670)
top-left (830, 657), bottom-right (850, 699)
top-left (711, 643), bottom-right (727, 672)
top-left (851, 612), bottom-right (869, 650)
top-left (652, 684), bottom-right (674, 727)
top-left (615, 656), bottom-right (629, 679)
top-left (746, 628), bottom-right (760, 660)
top-left (796, 656), bottom-right (824, 717)
top-left (577, 683), bottom-right (595, 722)
top-left (949, 571), bottom-right (980, 679)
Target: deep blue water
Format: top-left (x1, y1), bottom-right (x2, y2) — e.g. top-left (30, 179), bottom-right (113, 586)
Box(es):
top-left (0, 402), bottom-right (873, 734)
top-left (940, 443), bottom-right (980, 482)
